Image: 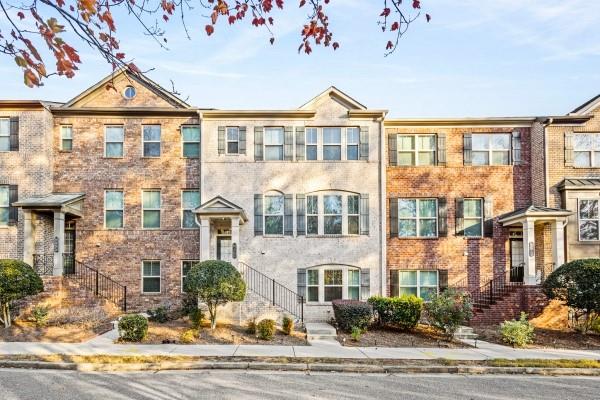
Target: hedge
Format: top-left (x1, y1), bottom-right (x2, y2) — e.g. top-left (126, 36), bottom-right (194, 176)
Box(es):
top-left (368, 295), bottom-right (423, 330)
top-left (332, 300), bottom-right (372, 332)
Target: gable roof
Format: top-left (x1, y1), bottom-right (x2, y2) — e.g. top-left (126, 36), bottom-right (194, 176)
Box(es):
top-left (194, 196), bottom-right (248, 222)
top-left (570, 94), bottom-right (600, 115)
top-left (62, 69), bottom-right (190, 109)
top-left (299, 86), bottom-right (367, 111)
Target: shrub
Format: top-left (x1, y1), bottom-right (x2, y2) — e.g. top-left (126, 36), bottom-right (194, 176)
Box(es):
top-left (179, 329), bottom-right (197, 344)
top-left (368, 295), bottom-right (422, 330)
top-left (189, 309), bottom-right (204, 329)
top-left (543, 259), bottom-right (600, 334)
top-left (425, 290), bottom-right (472, 337)
top-left (147, 306), bottom-right (170, 323)
top-left (31, 304), bottom-right (50, 327)
top-left (500, 312), bottom-right (535, 347)
top-left (118, 314), bottom-right (148, 342)
top-left (332, 300), bottom-right (372, 332)
top-left (184, 260), bottom-right (246, 330)
top-left (257, 319), bottom-right (276, 340)
top-left (591, 317), bottom-right (600, 335)
top-left (0, 259), bottom-right (44, 328)
top-left (282, 315), bottom-right (294, 335)
top-left (47, 305), bottom-right (111, 328)
top-left (351, 326), bottom-right (363, 342)
top-left (246, 316), bottom-right (257, 334)
top-left (181, 293), bottom-right (199, 317)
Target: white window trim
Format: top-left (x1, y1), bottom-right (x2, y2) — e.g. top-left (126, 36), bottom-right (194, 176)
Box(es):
top-left (578, 198), bottom-right (600, 242)
top-left (104, 125), bottom-right (124, 158)
top-left (264, 126), bottom-right (285, 161)
top-left (181, 260), bottom-right (199, 293)
top-left (0, 185), bottom-right (9, 227)
top-left (60, 125), bottom-right (73, 151)
top-left (0, 118), bottom-right (9, 152)
top-left (226, 126), bottom-right (240, 155)
top-left (142, 189), bottom-right (161, 229)
top-left (141, 260), bottom-right (161, 294)
top-left (397, 134), bottom-right (437, 166)
top-left (305, 127), bottom-right (318, 161)
top-left (471, 133), bottom-right (511, 166)
top-left (305, 265), bottom-right (361, 304)
top-left (181, 125), bottom-right (200, 158)
top-left (181, 190), bottom-right (200, 229)
top-left (306, 195), bottom-right (319, 236)
top-left (323, 194), bottom-right (343, 235)
top-left (396, 270), bottom-right (439, 300)
top-left (397, 198), bottom-right (438, 238)
top-left (142, 125), bottom-right (161, 158)
top-left (346, 127), bottom-right (360, 161)
top-left (305, 192), bottom-right (360, 236)
top-left (104, 190), bottom-right (124, 229)
top-left (464, 198), bottom-right (484, 238)
top-left (573, 133), bottom-right (600, 168)
top-left (263, 193), bottom-right (285, 236)
top-left (322, 127), bottom-right (343, 161)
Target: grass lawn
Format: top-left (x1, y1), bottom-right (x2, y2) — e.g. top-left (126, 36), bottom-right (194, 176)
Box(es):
top-left (337, 324), bottom-right (468, 348)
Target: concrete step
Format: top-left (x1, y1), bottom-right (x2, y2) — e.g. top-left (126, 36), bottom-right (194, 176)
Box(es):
top-left (305, 322), bottom-right (337, 343)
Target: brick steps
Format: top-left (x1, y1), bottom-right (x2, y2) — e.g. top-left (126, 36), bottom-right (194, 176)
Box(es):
top-left (469, 286), bottom-right (548, 326)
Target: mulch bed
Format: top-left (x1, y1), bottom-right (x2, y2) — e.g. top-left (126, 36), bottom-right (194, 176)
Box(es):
top-left (337, 324), bottom-right (467, 348)
top-left (141, 319), bottom-right (308, 346)
top-left (0, 321), bottom-right (113, 343)
top-left (474, 325), bottom-right (600, 350)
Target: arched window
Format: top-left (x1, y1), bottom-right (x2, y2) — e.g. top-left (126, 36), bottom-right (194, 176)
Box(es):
top-left (305, 265), bottom-right (361, 303)
top-left (264, 191), bottom-right (284, 235)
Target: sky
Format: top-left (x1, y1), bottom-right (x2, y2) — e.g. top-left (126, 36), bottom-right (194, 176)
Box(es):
top-left (1, 0), bottom-right (600, 117)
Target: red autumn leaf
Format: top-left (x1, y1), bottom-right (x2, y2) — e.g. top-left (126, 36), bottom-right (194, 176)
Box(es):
top-left (269, 37), bottom-right (275, 45)
top-left (228, 15), bottom-right (236, 24)
top-left (391, 22), bottom-right (399, 31)
top-left (386, 40), bottom-right (393, 50)
top-left (116, 52), bottom-right (126, 60)
top-left (17, 12), bottom-right (25, 20)
top-left (332, 42), bottom-right (339, 50)
top-left (380, 8), bottom-right (390, 17)
top-left (205, 24), bottom-right (214, 36)
top-left (426, 13), bottom-right (431, 22)
top-left (412, 0), bottom-right (421, 9)
top-left (299, 0), bottom-right (305, 7)
top-left (128, 62), bottom-right (141, 73)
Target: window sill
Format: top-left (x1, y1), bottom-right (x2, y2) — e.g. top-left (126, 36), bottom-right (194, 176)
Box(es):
top-left (305, 234), bottom-right (362, 238)
top-left (58, 150), bottom-right (72, 153)
top-left (141, 292), bottom-right (162, 296)
top-left (262, 235), bottom-right (286, 238)
top-left (141, 157), bottom-right (162, 159)
top-left (102, 157), bottom-right (125, 159)
top-left (141, 228), bottom-right (162, 231)
top-left (394, 236), bottom-right (440, 240)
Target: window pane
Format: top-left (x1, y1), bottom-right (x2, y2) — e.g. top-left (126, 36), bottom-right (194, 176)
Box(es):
top-left (420, 271), bottom-right (438, 286)
top-left (399, 287), bottom-right (418, 297)
top-left (323, 145), bottom-right (341, 160)
top-left (143, 210), bottom-right (161, 228)
top-left (491, 134), bottom-right (510, 150)
top-left (398, 220), bottom-right (417, 237)
top-left (226, 127), bottom-right (239, 141)
top-left (182, 262), bottom-right (193, 276)
top-left (182, 210), bottom-right (198, 228)
top-left (105, 143), bottom-right (123, 157)
top-left (399, 271), bottom-right (417, 286)
top-left (143, 125), bottom-right (161, 141)
top-left (574, 152), bottom-right (591, 167)
top-left (306, 145), bottom-right (317, 160)
top-left (398, 152), bottom-right (415, 166)
top-left (419, 219), bottom-right (437, 237)
top-left (265, 128), bottom-right (284, 145)
top-left (398, 136), bottom-right (414, 151)
top-left (105, 211), bottom-right (123, 229)
top-left (0, 119), bottom-right (9, 135)
top-left (143, 277), bottom-right (160, 293)
top-left (144, 142), bottom-right (161, 157)
top-left (61, 126), bottom-right (73, 139)
top-left (324, 216), bottom-right (342, 234)
top-left (0, 137), bottom-right (9, 151)
top-left (265, 216), bottom-right (283, 235)
top-left (594, 152), bottom-right (600, 167)
top-left (182, 191), bottom-right (200, 209)
top-left (464, 219), bottom-right (482, 237)
top-left (307, 287), bottom-right (319, 302)
top-left (324, 269), bottom-right (342, 285)
top-left (105, 126), bottom-right (124, 142)
top-left (579, 200), bottom-right (599, 219)
top-left (265, 146), bottom-right (283, 160)
top-left (418, 199), bottom-right (436, 218)
top-left (418, 152), bottom-right (435, 165)
top-left (574, 134), bottom-right (592, 150)
top-left (227, 142), bottom-right (239, 154)
top-left (347, 128), bottom-right (359, 144)
top-left (323, 128), bottom-right (341, 144)
top-left (348, 195), bottom-right (359, 214)
top-left (0, 187), bottom-right (9, 206)
top-left (307, 196), bottom-right (318, 214)
top-left (0, 208), bottom-right (8, 225)
top-left (347, 145), bottom-right (359, 160)
top-left (348, 287), bottom-right (360, 300)
top-left (307, 216), bottom-right (318, 235)
top-left (143, 191), bottom-right (161, 208)
top-left (143, 261), bottom-right (154, 275)
top-left (306, 128), bottom-right (318, 144)
top-left (307, 270), bottom-right (319, 285)
top-left (464, 199), bottom-right (482, 217)
top-left (62, 139), bottom-right (73, 151)
top-left (183, 143), bottom-right (200, 158)
top-left (492, 151), bottom-right (510, 165)
top-left (105, 191), bottom-right (123, 209)
top-left (420, 287), bottom-right (437, 301)
top-left (324, 195), bottom-right (342, 214)
top-left (348, 270), bottom-right (360, 286)
top-left (398, 199), bottom-right (416, 218)
top-left (265, 196), bottom-right (284, 214)
top-left (472, 151), bottom-right (489, 165)
top-left (324, 286), bottom-right (343, 302)
top-left (182, 126), bottom-right (200, 141)
top-left (418, 135), bottom-right (435, 150)
top-left (348, 216), bottom-right (359, 235)
top-left (472, 134), bottom-right (489, 150)
top-left (580, 220), bottom-right (599, 240)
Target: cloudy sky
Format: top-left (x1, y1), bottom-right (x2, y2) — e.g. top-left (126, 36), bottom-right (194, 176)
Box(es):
top-left (1, 0), bottom-right (599, 117)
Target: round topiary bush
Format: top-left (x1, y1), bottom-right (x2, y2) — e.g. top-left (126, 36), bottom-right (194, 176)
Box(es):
top-left (256, 318), bottom-right (276, 340)
top-left (118, 314), bottom-right (148, 342)
top-left (368, 295), bottom-right (423, 330)
top-left (0, 259), bottom-right (44, 328)
top-left (332, 300), bottom-right (373, 332)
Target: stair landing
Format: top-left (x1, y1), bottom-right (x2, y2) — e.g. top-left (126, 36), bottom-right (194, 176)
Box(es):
top-left (305, 322), bottom-right (337, 343)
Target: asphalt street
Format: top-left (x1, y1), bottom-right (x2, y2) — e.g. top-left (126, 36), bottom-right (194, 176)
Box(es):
top-left (1, 368), bottom-right (599, 399)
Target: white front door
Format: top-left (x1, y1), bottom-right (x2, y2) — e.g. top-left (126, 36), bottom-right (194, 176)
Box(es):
top-left (217, 236), bottom-right (233, 263)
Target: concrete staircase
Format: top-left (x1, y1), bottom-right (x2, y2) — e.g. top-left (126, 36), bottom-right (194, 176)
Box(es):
top-left (453, 326), bottom-right (478, 340)
top-left (305, 322), bottom-right (338, 342)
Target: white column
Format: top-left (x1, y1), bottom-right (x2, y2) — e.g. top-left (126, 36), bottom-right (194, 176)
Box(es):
top-left (22, 210), bottom-right (34, 267)
top-left (199, 217), bottom-right (211, 261)
top-left (231, 217), bottom-right (240, 261)
top-left (551, 219), bottom-right (566, 270)
top-left (53, 211), bottom-right (65, 276)
top-left (522, 218), bottom-right (537, 285)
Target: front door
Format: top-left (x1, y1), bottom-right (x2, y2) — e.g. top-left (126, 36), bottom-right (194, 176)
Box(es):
top-left (64, 221), bottom-right (76, 274)
top-left (510, 239), bottom-right (524, 282)
top-left (216, 236), bottom-right (233, 263)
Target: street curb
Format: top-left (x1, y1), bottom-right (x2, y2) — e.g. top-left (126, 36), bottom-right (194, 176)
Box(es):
top-left (2, 360), bottom-right (600, 375)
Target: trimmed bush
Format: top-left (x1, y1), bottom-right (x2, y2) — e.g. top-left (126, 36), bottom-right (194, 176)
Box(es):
top-left (425, 289), bottom-right (472, 337)
top-left (246, 316), bottom-right (257, 334)
top-left (179, 329), bottom-right (197, 344)
top-left (118, 314), bottom-right (148, 342)
top-left (591, 318), bottom-right (600, 335)
top-left (31, 304), bottom-right (50, 327)
top-left (147, 306), bottom-right (170, 323)
top-left (500, 312), bottom-right (535, 347)
top-left (368, 295), bottom-right (422, 330)
top-left (257, 319), bottom-right (276, 340)
top-left (282, 315), bottom-right (294, 335)
top-left (189, 309), bottom-right (204, 329)
top-left (332, 300), bottom-right (372, 332)
top-left (0, 259), bottom-right (44, 328)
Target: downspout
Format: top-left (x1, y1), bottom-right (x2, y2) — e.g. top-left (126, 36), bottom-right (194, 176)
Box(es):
top-left (542, 117), bottom-right (553, 207)
top-left (197, 110), bottom-right (204, 260)
top-left (378, 114), bottom-right (387, 296)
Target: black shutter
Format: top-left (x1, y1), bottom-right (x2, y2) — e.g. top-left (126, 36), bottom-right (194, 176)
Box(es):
top-left (438, 197), bottom-right (447, 237)
top-left (463, 133), bottom-right (472, 166)
top-left (455, 198), bottom-right (464, 236)
top-left (390, 270), bottom-right (399, 297)
top-left (239, 127), bottom-right (247, 154)
top-left (511, 130), bottom-right (522, 165)
top-left (484, 196), bottom-right (494, 238)
top-left (360, 126), bottom-right (369, 161)
top-left (389, 198), bottom-right (398, 237)
top-left (284, 126), bottom-right (294, 161)
top-left (254, 127), bottom-right (264, 161)
top-left (9, 117), bottom-right (19, 151)
top-left (296, 194), bottom-right (306, 236)
top-left (217, 126), bottom-right (225, 154)
top-left (438, 269), bottom-right (449, 292)
top-left (297, 268), bottom-right (307, 301)
top-left (564, 132), bottom-right (573, 167)
top-left (359, 193), bottom-right (369, 235)
top-left (284, 194), bottom-right (293, 236)
top-left (8, 185), bottom-right (18, 225)
top-left (254, 194), bottom-right (263, 235)
top-left (388, 133), bottom-right (397, 166)
top-left (360, 269), bottom-right (370, 300)
top-left (295, 127), bottom-right (305, 161)
top-left (437, 133), bottom-right (446, 166)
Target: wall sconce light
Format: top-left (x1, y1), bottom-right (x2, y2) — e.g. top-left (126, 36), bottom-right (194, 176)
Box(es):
top-left (232, 243), bottom-right (237, 259)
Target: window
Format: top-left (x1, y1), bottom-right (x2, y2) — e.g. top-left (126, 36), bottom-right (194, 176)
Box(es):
top-left (398, 134), bottom-right (436, 166)
top-left (226, 127), bottom-right (239, 154)
top-left (104, 190), bottom-right (124, 229)
top-left (142, 190), bottom-right (161, 229)
top-left (181, 260), bottom-right (198, 292)
top-left (347, 195), bottom-right (360, 235)
top-left (0, 186), bottom-right (8, 226)
top-left (398, 199), bottom-right (437, 238)
top-left (264, 127), bottom-right (284, 160)
top-left (182, 126), bottom-right (200, 158)
top-left (0, 118), bottom-right (8, 151)
top-left (324, 195), bottom-right (342, 235)
top-left (61, 126), bottom-right (73, 151)
top-left (142, 260), bottom-right (161, 293)
top-left (346, 128), bottom-right (359, 161)
top-left (143, 125), bottom-right (161, 157)
top-left (471, 134), bottom-right (510, 165)
top-left (395, 270), bottom-right (438, 301)
top-left (306, 195), bottom-right (319, 235)
top-left (573, 134), bottom-right (600, 167)
top-left (123, 86), bottom-right (136, 100)
top-left (305, 266), bottom-right (362, 303)
top-left (105, 125), bottom-right (124, 157)
top-left (579, 199), bottom-right (599, 241)
top-left (323, 128), bottom-right (342, 160)
top-left (306, 128), bottom-right (318, 160)
top-left (463, 198), bottom-right (483, 237)
top-left (181, 190), bottom-right (200, 228)
top-left (264, 194), bottom-right (284, 235)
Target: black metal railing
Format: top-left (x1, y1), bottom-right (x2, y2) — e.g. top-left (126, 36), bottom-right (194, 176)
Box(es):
top-left (469, 272), bottom-right (523, 309)
top-left (64, 259), bottom-right (127, 312)
top-left (238, 261), bottom-right (304, 323)
top-left (32, 254), bottom-right (54, 276)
